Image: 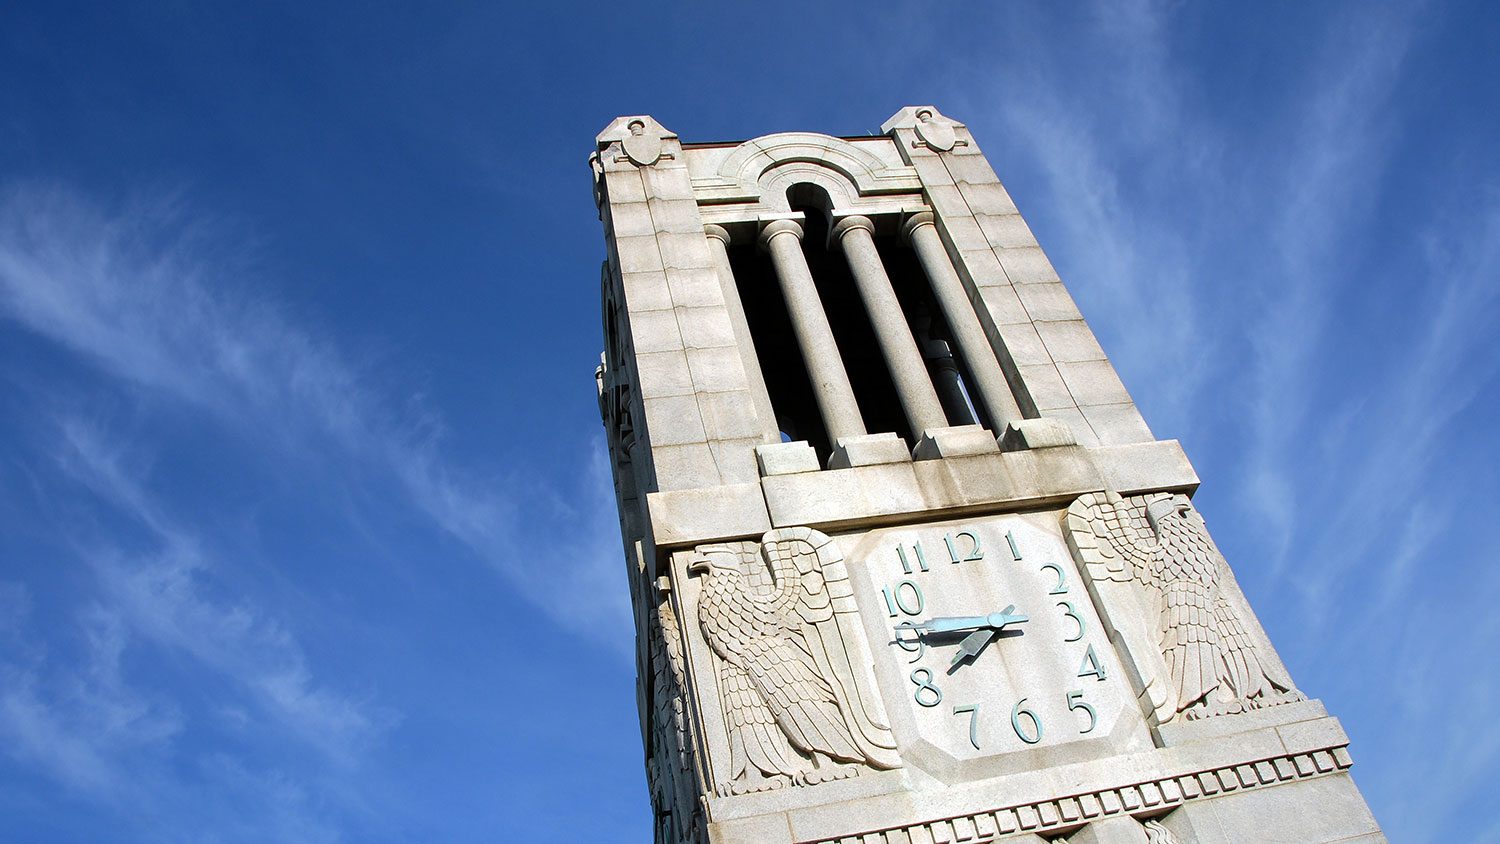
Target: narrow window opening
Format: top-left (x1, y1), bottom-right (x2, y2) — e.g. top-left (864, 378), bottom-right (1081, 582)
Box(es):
top-left (726, 240), bottom-right (831, 458)
top-left (876, 235), bottom-right (996, 433)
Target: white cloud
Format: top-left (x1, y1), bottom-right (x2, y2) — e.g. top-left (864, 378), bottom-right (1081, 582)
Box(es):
top-left (0, 182), bottom-right (631, 653)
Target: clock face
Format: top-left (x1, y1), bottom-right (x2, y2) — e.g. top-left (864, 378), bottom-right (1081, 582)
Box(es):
top-left (846, 511), bottom-right (1145, 777)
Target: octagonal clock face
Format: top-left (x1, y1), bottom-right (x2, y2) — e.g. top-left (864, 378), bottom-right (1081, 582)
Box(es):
top-left (846, 511), bottom-right (1149, 778)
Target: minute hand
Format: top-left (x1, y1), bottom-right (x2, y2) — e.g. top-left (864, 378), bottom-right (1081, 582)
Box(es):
top-left (917, 606), bottom-right (1029, 635)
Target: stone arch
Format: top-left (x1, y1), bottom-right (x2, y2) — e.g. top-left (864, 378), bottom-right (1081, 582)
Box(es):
top-left (701, 132), bottom-right (921, 207)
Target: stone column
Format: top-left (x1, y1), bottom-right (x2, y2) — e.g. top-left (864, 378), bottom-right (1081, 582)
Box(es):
top-left (904, 212), bottom-right (1022, 431)
top-left (831, 215), bottom-right (949, 435)
top-left (758, 219), bottom-right (867, 442)
top-left (704, 225), bottom-right (780, 443)
top-left (923, 338), bottom-right (977, 426)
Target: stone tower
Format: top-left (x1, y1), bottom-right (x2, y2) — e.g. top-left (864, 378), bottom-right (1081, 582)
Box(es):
top-left (593, 108), bottom-right (1382, 844)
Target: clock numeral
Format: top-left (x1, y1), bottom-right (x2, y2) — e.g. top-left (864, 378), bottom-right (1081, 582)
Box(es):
top-left (1058, 601), bottom-right (1085, 642)
top-left (1077, 643), bottom-right (1108, 682)
top-left (943, 530), bottom-right (983, 565)
top-left (891, 621), bottom-right (926, 663)
top-left (881, 580), bottom-right (925, 617)
top-left (896, 542), bottom-right (929, 574)
top-left (1010, 698), bottom-right (1043, 744)
top-left (1066, 689), bottom-right (1097, 734)
top-left (1005, 529), bottom-right (1022, 561)
top-left (953, 703), bottom-right (981, 749)
top-left (910, 668), bottom-right (943, 707)
top-left (1040, 563), bottom-right (1069, 595)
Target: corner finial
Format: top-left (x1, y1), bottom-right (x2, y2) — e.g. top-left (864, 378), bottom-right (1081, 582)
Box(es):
top-left (596, 115), bottom-right (676, 166)
top-left (882, 106), bottom-right (965, 152)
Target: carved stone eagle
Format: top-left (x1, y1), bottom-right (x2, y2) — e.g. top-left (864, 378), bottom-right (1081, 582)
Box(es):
top-left (1065, 491), bottom-right (1302, 723)
top-left (689, 527), bottom-right (900, 795)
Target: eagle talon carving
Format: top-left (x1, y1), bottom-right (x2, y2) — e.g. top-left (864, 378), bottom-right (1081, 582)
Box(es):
top-left (1066, 491), bottom-right (1303, 725)
top-left (690, 528), bottom-right (901, 796)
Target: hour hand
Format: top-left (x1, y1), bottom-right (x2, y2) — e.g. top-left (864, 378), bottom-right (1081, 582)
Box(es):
top-left (950, 629), bottom-right (996, 669)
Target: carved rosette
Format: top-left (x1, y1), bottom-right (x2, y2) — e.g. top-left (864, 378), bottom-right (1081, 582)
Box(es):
top-left (1064, 491), bottom-right (1303, 725)
top-left (687, 527), bottom-right (901, 796)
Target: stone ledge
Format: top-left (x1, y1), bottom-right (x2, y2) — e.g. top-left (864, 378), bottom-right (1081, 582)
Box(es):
top-left (788, 726), bottom-right (1357, 843)
top-left (762, 440), bottom-right (1199, 532)
top-left (646, 481), bottom-right (771, 550)
top-left (644, 440), bottom-right (1201, 550)
top-left (1155, 698), bottom-right (1330, 748)
top-left (829, 432), bottom-right (913, 469)
top-left (914, 424), bottom-right (1001, 460)
top-left (756, 440), bottom-right (821, 476)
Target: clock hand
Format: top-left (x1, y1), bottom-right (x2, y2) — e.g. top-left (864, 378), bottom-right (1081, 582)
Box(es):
top-left (950, 629), bottom-right (996, 669)
top-left (917, 615), bottom-right (993, 634)
top-left (916, 606), bottom-right (1030, 635)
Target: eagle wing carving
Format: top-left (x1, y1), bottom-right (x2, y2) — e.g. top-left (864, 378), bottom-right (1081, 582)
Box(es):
top-left (693, 528), bottom-right (899, 795)
top-left (1066, 491), bottom-right (1302, 725)
top-left (1066, 491), bottom-right (1179, 722)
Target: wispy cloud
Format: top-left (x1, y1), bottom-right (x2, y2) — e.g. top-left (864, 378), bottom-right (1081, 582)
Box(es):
top-left (0, 182), bottom-right (631, 650)
top-left (0, 599), bottom-right (181, 801)
top-left (940, 1), bottom-right (1491, 838)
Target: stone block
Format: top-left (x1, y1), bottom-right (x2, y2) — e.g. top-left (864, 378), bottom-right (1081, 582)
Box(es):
top-left (602, 168), bottom-right (646, 202)
top-left (686, 346), bottom-right (750, 393)
top-left (979, 284), bottom-right (1030, 325)
top-left (708, 436), bottom-right (763, 485)
top-left (954, 181), bottom-right (1019, 216)
top-left (633, 350), bottom-right (693, 398)
top-left (1042, 406), bottom-right (1100, 447)
top-left (998, 323), bottom-right (1053, 367)
top-left (1057, 360), bottom-right (1133, 406)
top-left (665, 266), bottom-right (725, 309)
top-left (910, 154), bottom-right (955, 185)
top-left (1189, 773), bottom-right (1381, 842)
top-left (828, 432), bottom-right (913, 469)
top-left (646, 481), bottom-right (771, 548)
top-left (1090, 440), bottom-right (1199, 496)
top-left (756, 441), bottom-right (821, 476)
top-left (957, 248), bottom-right (1009, 288)
top-left (976, 213), bottom-right (1036, 249)
top-left (709, 813), bottom-right (794, 844)
top-left (1080, 403), bottom-right (1154, 446)
top-left (613, 234), bottom-right (664, 274)
top-left (642, 395), bottom-right (706, 446)
top-left (1067, 815), bottom-right (1148, 843)
top-left (645, 197), bottom-right (703, 234)
top-left (1036, 320), bottom-right (1107, 363)
top-left (642, 164), bottom-right (694, 198)
top-left (605, 199), bottom-right (655, 238)
top-left (923, 183), bottom-right (968, 214)
top-left (942, 152), bottom-right (1002, 185)
top-left (996, 246), bottom-right (1061, 284)
top-left (619, 270), bottom-right (672, 312)
top-left (1000, 417), bottom-right (1078, 451)
top-left (697, 390), bottom-right (766, 442)
top-left (650, 442), bottom-right (721, 491)
top-left (1016, 281), bottom-right (1083, 322)
top-left (939, 216), bottom-right (990, 252)
top-left (628, 308), bottom-right (683, 354)
top-left (656, 230), bottom-right (714, 271)
top-left (1017, 364), bottom-right (1075, 411)
top-left (762, 461), bottom-right (924, 529)
top-left (913, 424), bottom-right (1001, 460)
top-left (677, 306), bottom-right (737, 349)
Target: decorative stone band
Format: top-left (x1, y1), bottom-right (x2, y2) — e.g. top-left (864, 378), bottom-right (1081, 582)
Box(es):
top-left (806, 744), bottom-right (1354, 844)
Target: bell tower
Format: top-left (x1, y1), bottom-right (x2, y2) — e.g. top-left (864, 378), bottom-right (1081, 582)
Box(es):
top-left (593, 108), bottom-right (1383, 844)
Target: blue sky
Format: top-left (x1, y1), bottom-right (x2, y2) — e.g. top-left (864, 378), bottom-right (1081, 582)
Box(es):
top-left (1, 1), bottom-right (1496, 841)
